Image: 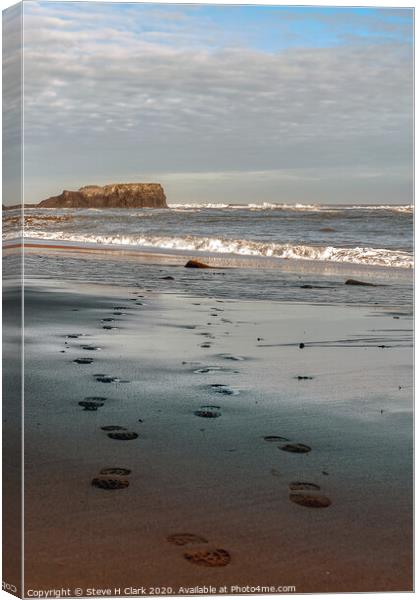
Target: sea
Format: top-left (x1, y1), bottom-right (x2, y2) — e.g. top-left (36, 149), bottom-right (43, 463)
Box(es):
top-left (3, 202), bottom-right (414, 308)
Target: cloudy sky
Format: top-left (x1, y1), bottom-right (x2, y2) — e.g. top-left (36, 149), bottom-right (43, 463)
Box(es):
top-left (15, 2), bottom-right (415, 204)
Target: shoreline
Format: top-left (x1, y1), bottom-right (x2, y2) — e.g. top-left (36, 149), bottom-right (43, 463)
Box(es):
top-left (21, 278), bottom-right (413, 593)
top-left (3, 238), bottom-right (413, 283)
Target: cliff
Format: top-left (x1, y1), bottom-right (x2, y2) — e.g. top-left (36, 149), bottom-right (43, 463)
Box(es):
top-left (38, 183), bottom-right (167, 209)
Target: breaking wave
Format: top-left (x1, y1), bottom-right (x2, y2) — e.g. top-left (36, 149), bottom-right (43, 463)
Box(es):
top-left (22, 230), bottom-right (413, 268)
top-left (168, 202), bottom-right (413, 214)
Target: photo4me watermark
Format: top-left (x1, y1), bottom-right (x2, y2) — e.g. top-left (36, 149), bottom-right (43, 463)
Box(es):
top-left (21, 585), bottom-right (297, 597)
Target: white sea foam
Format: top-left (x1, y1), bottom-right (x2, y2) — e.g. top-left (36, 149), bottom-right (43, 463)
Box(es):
top-left (22, 230), bottom-right (413, 269)
top-left (168, 202), bottom-right (413, 214)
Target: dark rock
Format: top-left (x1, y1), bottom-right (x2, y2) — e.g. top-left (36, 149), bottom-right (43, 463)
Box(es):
top-left (299, 343), bottom-right (305, 349)
top-left (345, 278), bottom-right (377, 286)
top-left (38, 183), bottom-right (167, 209)
top-left (185, 259), bottom-right (212, 269)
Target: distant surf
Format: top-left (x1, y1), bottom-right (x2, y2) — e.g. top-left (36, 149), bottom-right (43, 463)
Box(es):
top-left (168, 202), bottom-right (413, 214)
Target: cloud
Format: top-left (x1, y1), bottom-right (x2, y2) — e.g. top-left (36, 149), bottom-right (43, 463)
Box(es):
top-left (3, 3), bottom-right (22, 205)
top-left (18, 2), bottom-right (413, 204)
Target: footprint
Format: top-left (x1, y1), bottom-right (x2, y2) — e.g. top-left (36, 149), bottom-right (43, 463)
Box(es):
top-left (289, 494), bottom-right (331, 508)
top-left (107, 431), bottom-right (138, 440)
top-left (194, 366), bottom-right (238, 374)
top-left (288, 479), bottom-right (331, 508)
top-left (91, 477), bottom-right (129, 490)
top-left (289, 482), bottom-right (321, 491)
top-left (210, 384), bottom-right (239, 396)
top-left (280, 443), bottom-right (311, 454)
top-left (100, 467), bottom-right (131, 476)
top-left (102, 318), bottom-right (116, 322)
top-left (103, 325), bottom-right (118, 330)
top-left (74, 357), bottom-right (94, 365)
top-left (263, 435), bottom-right (289, 443)
top-left (66, 333), bottom-right (89, 339)
top-left (96, 376), bottom-right (127, 383)
top-left (184, 548), bottom-right (231, 568)
top-left (79, 400), bottom-right (104, 410)
top-left (194, 406), bottom-right (222, 419)
top-left (194, 366), bottom-right (222, 374)
top-left (167, 533), bottom-right (208, 546)
top-left (218, 353), bottom-right (245, 361)
top-left (101, 426), bottom-right (127, 431)
top-left (82, 345), bottom-right (101, 351)
top-left (113, 306), bottom-right (128, 310)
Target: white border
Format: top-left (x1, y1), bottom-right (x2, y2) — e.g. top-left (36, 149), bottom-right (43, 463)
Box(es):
top-left (0, 2), bottom-right (415, 600)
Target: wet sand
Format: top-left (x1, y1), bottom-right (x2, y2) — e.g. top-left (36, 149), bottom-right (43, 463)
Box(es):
top-left (22, 279), bottom-right (413, 594)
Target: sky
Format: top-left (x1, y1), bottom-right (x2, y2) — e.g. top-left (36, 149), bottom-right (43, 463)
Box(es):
top-left (4, 1), bottom-right (414, 205)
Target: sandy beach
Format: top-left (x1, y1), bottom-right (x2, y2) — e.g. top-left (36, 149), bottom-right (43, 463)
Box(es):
top-left (3, 2), bottom-right (414, 595)
top-left (20, 273), bottom-right (412, 594)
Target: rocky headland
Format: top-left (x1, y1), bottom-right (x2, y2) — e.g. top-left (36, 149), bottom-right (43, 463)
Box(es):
top-left (37, 183), bottom-right (168, 209)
